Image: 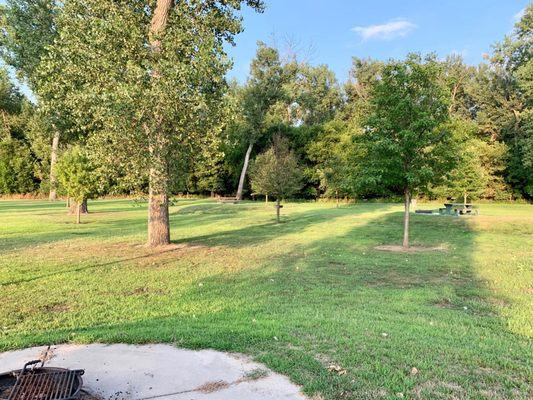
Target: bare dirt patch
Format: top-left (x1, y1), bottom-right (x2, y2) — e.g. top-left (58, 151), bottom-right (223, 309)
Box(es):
top-left (40, 302), bottom-right (71, 313)
top-left (374, 244), bottom-right (447, 253)
top-left (195, 380), bottom-right (231, 393)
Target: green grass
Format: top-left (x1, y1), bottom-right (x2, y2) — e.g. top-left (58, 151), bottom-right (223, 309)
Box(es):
top-left (1, 199), bottom-right (532, 399)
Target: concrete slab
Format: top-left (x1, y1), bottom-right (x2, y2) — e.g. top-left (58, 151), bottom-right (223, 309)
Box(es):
top-left (0, 344), bottom-right (308, 400)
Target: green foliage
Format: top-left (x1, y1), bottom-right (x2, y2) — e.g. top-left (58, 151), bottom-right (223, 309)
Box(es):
top-left (473, 6), bottom-right (532, 197)
top-left (0, 138), bottom-right (36, 193)
top-left (356, 54), bottom-right (453, 196)
top-left (37, 0), bottom-right (263, 201)
top-left (56, 145), bottom-right (97, 203)
top-left (282, 63), bottom-right (342, 126)
top-left (307, 120), bottom-right (352, 198)
top-left (242, 42), bottom-right (287, 137)
top-left (343, 57), bottom-right (384, 123)
top-left (250, 135), bottom-right (302, 199)
top-left (0, 0), bottom-right (58, 87)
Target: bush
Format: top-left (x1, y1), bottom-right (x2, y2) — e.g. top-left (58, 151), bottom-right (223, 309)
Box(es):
top-left (0, 138), bottom-right (36, 194)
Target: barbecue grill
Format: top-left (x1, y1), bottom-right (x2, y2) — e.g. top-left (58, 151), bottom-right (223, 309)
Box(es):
top-left (0, 360), bottom-right (84, 400)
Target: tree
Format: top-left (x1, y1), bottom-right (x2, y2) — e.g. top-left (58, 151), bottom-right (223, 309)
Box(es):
top-left (56, 145), bottom-right (97, 223)
top-left (470, 5), bottom-right (532, 197)
top-left (0, 0), bottom-right (61, 201)
top-left (250, 136), bottom-right (302, 223)
top-left (356, 54), bottom-right (452, 248)
top-left (236, 42), bottom-right (286, 200)
top-left (37, 0), bottom-right (263, 246)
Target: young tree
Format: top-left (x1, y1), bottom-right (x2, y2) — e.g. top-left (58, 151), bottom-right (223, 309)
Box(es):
top-left (357, 54), bottom-right (452, 248)
top-left (250, 136), bottom-right (302, 223)
top-left (236, 42), bottom-right (286, 200)
top-left (56, 145), bottom-right (97, 224)
top-left (37, 0), bottom-right (263, 246)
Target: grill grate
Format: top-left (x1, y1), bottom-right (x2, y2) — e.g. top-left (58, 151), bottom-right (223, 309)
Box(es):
top-left (8, 370), bottom-right (78, 400)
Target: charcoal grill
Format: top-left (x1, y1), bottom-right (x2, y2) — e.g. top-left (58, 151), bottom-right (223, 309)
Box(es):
top-left (0, 360), bottom-right (84, 400)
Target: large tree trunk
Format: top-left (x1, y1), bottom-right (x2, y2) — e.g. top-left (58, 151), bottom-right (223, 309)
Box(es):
top-left (146, 0), bottom-right (173, 247)
top-left (148, 171), bottom-right (170, 246)
top-left (69, 198), bottom-right (88, 214)
top-left (147, 130), bottom-right (171, 246)
top-left (49, 130), bottom-right (60, 201)
top-left (236, 141), bottom-right (253, 200)
top-left (403, 188), bottom-right (411, 249)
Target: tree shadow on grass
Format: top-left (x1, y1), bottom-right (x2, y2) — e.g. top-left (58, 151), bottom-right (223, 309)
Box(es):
top-left (0, 201), bottom-right (394, 252)
top-left (2, 210), bottom-right (530, 398)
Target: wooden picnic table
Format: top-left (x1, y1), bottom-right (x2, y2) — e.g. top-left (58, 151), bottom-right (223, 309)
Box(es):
top-left (440, 203), bottom-right (478, 216)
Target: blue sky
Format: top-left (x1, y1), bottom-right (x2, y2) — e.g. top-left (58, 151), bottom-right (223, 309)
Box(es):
top-left (2, 0), bottom-right (529, 97)
top-left (227, 0), bottom-right (530, 83)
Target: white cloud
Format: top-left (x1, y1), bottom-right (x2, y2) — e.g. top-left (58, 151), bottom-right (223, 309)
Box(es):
top-left (351, 19), bottom-right (417, 41)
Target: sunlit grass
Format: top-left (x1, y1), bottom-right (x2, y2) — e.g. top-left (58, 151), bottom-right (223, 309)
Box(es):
top-left (0, 199), bottom-right (531, 399)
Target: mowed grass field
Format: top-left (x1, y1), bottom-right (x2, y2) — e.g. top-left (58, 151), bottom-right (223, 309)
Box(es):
top-left (0, 199), bottom-right (532, 399)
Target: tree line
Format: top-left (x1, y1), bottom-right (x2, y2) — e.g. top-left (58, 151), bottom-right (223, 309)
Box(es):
top-left (0, 1), bottom-right (531, 247)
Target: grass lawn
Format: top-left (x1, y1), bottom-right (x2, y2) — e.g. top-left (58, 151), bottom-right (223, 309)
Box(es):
top-left (0, 199), bottom-right (532, 399)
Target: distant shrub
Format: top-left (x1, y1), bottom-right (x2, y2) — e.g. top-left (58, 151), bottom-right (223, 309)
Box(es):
top-left (0, 138), bottom-right (36, 194)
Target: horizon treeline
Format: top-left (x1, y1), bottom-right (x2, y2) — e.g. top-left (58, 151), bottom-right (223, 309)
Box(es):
top-left (0, 2), bottom-right (531, 203)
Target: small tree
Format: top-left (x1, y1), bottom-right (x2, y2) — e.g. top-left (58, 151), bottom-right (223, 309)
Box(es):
top-left (357, 54), bottom-right (452, 248)
top-left (251, 136), bottom-right (302, 223)
top-left (56, 145), bottom-right (97, 224)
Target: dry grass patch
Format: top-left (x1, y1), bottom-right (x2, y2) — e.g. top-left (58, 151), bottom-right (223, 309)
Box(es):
top-left (374, 244), bottom-right (448, 253)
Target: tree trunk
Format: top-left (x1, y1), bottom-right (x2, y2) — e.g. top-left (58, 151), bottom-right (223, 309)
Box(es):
top-left (403, 188), bottom-right (411, 249)
top-left (265, 194), bottom-right (268, 204)
top-left (236, 141), bottom-right (253, 200)
top-left (463, 192), bottom-right (467, 205)
top-left (146, 0), bottom-right (173, 247)
top-left (275, 199), bottom-right (281, 224)
top-left (76, 202), bottom-right (81, 224)
top-left (146, 127), bottom-right (170, 246)
top-left (49, 130), bottom-right (60, 201)
top-left (148, 177), bottom-right (170, 246)
top-left (147, 136), bottom-right (170, 246)
top-left (336, 190), bottom-right (339, 208)
top-left (69, 198), bottom-right (88, 214)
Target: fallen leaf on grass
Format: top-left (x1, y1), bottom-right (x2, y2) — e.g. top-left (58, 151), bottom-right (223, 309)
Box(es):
top-left (328, 364), bottom-right (347, 375)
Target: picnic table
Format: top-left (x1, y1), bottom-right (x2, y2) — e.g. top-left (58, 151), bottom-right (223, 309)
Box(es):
top-left (439, 203), bottom-right (479, 216)
top-left (217, 196), bottom-right (241, 204)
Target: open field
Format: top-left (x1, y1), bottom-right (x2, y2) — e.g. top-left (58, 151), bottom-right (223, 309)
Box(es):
top-left (1, 199), bottom-right (532, 399)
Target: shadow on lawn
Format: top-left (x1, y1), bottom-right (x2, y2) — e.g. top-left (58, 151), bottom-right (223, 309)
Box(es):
top-left (3, 209), bottom-right (529, 398)
top-left (0, 201), bottom-right (391, 252)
